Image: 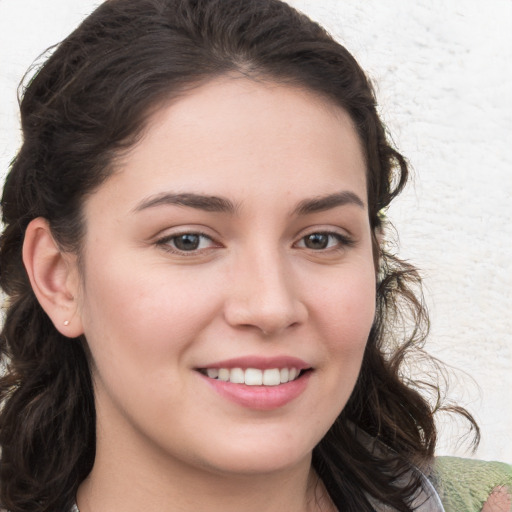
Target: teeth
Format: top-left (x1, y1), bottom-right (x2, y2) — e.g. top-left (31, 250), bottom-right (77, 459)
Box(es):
top-left (263, 368), bottom-right (281, 386)
top-left (230, 367), bottom-right (245, 384)
top-left (206, 368), bottom-right (219, 379)
top-left (245, 368), bottom-right (263, 386)
top-left (218, 368), bottom-right (230, 381)
top-left (204, 367), bottom-right (302, 386)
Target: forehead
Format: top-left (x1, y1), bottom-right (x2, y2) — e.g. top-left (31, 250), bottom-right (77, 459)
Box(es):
top-left (92, 76), bottom-right (368, 214)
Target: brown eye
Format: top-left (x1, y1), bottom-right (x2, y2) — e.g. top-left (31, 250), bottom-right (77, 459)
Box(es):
top-left (173, 234), bottom-right (201, 251)
top-left (295, 232), bottom-right (354, 251)
top-left (303, 233), bottom-right (330, 250)
top-left (157, 232), bottom-right (217, 253)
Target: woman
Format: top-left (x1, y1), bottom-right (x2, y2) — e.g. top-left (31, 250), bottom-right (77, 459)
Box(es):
top-left (0, 1), bottom-right (509, 511)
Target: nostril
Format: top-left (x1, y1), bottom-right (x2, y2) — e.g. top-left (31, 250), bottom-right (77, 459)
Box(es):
top-left (223, 261), bottom-right (306, 325)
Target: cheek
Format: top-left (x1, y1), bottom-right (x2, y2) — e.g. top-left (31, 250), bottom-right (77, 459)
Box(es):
top-left (311, 264), bottom-right (376, 406)
top-left (302, 268), bottom-right (376, 435)
top-left (76, 260), bottom-right (208, 415)
top-left (77, 252), bottom-right (219, 366)
top-left (313, 267), bottom-right (376, 346)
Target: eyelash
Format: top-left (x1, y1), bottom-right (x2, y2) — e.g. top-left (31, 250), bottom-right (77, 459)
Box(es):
top-left (156, 232), bottom-right (218, 255)
top-left (155, 230), bottom-right (354, 255)
top-left (294, 232), bottom-right (355, 251)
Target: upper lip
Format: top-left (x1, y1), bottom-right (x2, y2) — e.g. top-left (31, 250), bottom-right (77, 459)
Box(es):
top-left (197, 355), bottom-right (311, 370)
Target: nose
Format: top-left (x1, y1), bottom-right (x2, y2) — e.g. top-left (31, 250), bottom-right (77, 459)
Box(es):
top-left (223, 249), bottom-right (308, 337)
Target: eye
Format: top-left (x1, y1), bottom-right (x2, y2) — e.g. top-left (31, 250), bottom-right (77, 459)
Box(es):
top-left (295, 232), bottom-right (353, 250)
top-left (157, 232), bottom-right (217, 253)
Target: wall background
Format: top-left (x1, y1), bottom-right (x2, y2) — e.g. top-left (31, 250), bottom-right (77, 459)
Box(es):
top-left (1, 0), bottom-right (511, 462)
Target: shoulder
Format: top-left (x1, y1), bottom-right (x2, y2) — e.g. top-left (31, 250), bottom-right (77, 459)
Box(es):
top-left (430, 456), bottom-right (512, 512)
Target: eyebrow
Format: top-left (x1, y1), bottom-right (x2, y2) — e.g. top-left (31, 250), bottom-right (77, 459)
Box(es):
top-left (133, 192), bottom-right (237, 214)
top-left (293, 191), bottom-right (365, 215)
top-left (133, 190), bottom-right (364, 216)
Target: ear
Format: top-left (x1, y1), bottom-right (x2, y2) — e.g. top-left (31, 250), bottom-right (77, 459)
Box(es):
top-left (22, 217), bottom-right (84, 338)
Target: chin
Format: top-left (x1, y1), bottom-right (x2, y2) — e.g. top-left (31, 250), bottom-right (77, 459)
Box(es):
top-left (203, 451), bottom-right (311, 476)
top-left (191, 428), bottom-right (319, 476)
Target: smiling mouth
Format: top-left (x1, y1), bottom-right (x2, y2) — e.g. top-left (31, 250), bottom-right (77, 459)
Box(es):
top-left (198, 367), bottom-right (311, 386)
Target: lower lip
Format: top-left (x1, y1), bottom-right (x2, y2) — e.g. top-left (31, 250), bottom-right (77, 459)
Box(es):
top-left (199, 371), bottom-right (311, 410)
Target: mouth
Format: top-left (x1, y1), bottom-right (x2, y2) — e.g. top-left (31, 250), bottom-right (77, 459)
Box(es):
top-left (196, 358), bottom-right (313, 409)
top-left (197, 367), bottom-right (311, 386)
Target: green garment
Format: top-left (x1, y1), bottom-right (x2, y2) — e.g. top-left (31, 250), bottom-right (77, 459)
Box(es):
top-left (433, 456), bottom-right (512, 512)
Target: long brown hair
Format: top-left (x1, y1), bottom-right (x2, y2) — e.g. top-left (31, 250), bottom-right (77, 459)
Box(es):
top-left (0, 1), bottom-right (478, 511)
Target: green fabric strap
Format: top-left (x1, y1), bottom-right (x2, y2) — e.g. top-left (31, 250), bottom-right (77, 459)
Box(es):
top-left (433, 456), bottom-right (512, 512)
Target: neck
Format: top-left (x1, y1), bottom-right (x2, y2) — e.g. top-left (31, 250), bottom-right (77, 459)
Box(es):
top-left (76, 418), bottom-right (334, 512)
top-left (77, 454), bottom-right (331, 512)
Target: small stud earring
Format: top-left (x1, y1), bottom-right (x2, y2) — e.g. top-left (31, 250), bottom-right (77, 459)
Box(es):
top-left (63, 320), bottom-right (70, 326)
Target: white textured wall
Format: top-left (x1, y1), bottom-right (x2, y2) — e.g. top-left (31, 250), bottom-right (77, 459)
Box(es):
top-left (1, 0), bottom-right (511, 462)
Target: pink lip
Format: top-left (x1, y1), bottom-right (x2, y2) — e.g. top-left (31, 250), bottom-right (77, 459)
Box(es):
top-left (198, 355), bottom-right (311, 371)
top-left (196, 355), bottom-right (312, 410)
top-left (198, 371), bottom-right (311, 410)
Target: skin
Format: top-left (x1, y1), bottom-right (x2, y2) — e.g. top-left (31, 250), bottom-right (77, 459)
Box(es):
top-left (481, 486), bottom-right (511, 512)
top-left (25, 76), bottom-right (377, 512)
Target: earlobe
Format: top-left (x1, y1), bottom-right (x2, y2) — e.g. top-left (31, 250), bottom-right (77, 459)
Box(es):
top-left (22, 218), bottom-right (84, 338)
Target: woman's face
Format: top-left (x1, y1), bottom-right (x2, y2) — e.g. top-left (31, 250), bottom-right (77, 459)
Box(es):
top-left (74, 77), bottom-right (376, 476)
